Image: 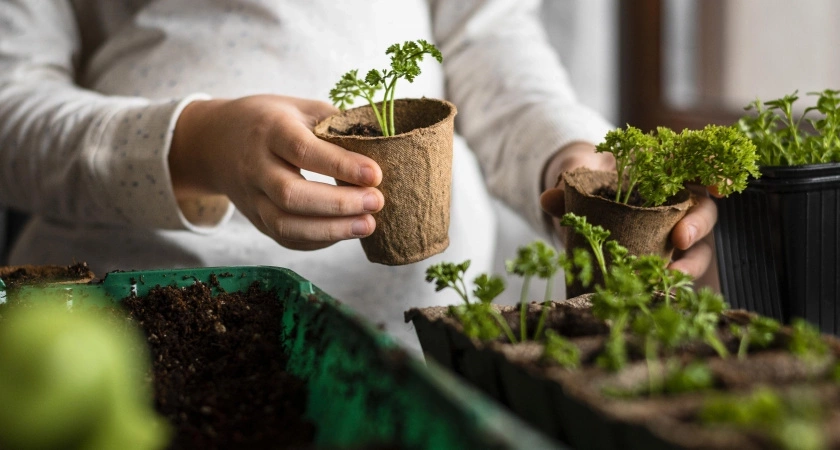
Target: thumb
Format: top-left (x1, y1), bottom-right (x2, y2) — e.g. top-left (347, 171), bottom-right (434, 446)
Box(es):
top-left (540, 186), bottom-right (566, 218)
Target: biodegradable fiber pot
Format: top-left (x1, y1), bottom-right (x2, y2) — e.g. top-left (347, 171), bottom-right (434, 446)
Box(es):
top-left (563, 167), bottom-right (693, 296)
top-left (714, 162), bottom-right (840, 332)
top-left (315, 98), bottom-right (457, 265)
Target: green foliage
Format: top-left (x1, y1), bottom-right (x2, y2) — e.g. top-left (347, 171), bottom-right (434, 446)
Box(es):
top-left (541, 329), bottom-right (581, 369)
top-left (559, 213), bottom-right (610, 277)
top-left (677, 124), bottom-right (761, 196)
top-left (700, 387), bottom-right (825, 450)
top-left (678, 288), bottom-right (730, 358)
top-left (425, 260), bottom-right (472, 304)
top-left (662, 361), bottom-right (714, 395)
top-left (604, 360), bottom-right (714, 398)
top-left (426, 260), bottom-right (516, 343)
top-left (788, 318), bottom-right (829, 360)
top-left (739, 89), bottom-right (840, 166)
top-left (560, 212), bottom-right (735, 375)
top-left (596, 125), bottom-right (658, 203)
top-left (595, 124), bottom-right (759, 206)
top-left (506, 240), bottom-right (561, 342)
top-left (473, 273), bottom-right (505, 304)
top-left (329, 39), bottom-right (443, 136)
top-left (731, 316), bottom-right (780, 359)
top-left (448, 302), bottom-right (504, 342)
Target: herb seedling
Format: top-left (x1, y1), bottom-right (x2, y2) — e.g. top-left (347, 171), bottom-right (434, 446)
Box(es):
top-left (541, 329), bottom-right (581, 369)
top-left (700, 387), bottom-right (825, 450)
top-left (425, 261), bottom-right (516, 342)
top-left (329, 39), bottom-right (442, 137)
top-left (595, 124), bottom-right (759, 206)
top-left (662, 361), bottom-right (714, 395)
top-left (739, 89), bottom-right (840, 166)
top-left (788, 318), bottom-right (829, 361)
top-left (730, 316), bottom-right (780, 360)
top-left (560, 213), bottom-right (610, 277)
top-left (506, 241), bottom-right (561, 341)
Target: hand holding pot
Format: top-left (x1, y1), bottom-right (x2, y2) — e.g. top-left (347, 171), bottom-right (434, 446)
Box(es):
top-left (539, 142), bottom-right (719, 283)
top-left (169, 94), bottom-right (385, 251)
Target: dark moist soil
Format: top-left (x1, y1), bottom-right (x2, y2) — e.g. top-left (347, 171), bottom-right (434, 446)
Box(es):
top-left (328, 123), bottom-right (382, 137)
top-left (594, 186), bottom-right (648, 207)
top-left (119, 278), bottom-right (317, 450)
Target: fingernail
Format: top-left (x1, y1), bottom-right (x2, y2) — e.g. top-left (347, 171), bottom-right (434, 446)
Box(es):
top-left (686, 225), bottom-right (697, 245)
top-left (352, 219), bottom-right (370, 236)
top-left (363, 193), bottom-right (379, 212)
top-left (359, 166), bottom-right (375, 185)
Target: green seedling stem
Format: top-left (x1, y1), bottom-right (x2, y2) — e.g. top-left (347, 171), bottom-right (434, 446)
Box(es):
top-left (329, 40), bottom-right (442, 137)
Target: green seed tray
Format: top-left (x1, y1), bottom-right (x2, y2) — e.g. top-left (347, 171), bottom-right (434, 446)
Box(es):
top-left (11, 266), bottom-right (563, 450)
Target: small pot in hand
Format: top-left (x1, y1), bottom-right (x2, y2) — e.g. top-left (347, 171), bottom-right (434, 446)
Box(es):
top-left (315, 98), bottom-right (457, 265)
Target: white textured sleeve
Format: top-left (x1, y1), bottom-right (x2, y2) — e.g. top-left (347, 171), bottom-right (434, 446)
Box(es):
top-left (0, 0), bottom-right (232, 232)
top-left (429, 0), bottom-right (614, 232)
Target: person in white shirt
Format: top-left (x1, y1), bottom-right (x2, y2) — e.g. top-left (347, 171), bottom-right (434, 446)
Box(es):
top-left (0, 0), bottom-right (718, 352)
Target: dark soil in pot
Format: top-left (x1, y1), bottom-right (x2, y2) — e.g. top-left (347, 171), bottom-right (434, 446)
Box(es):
top-left (561, 168), bottom-right (694, 297)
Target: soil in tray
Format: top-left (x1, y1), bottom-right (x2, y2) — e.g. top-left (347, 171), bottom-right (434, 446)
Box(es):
top-left (414, 299), bottom-right (840, 449)
top-left (0, 262), bottom-right (94, 291)
top-left (118, 278), bottom-right (317, 450)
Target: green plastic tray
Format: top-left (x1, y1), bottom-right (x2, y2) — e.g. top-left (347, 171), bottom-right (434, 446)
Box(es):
top-left (12, 266), bottom-right (564, 450)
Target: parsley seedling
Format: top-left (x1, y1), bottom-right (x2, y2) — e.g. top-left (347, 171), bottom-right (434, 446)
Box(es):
top-left (425, 260), bottom-right (516, 342)
top-left (788, 318), bottom-right (829, 361)
top-left (700, 387), bottom-right (825, 450)
top-left (739, 89), bottom-right (840, 166)
top-left (541, 329), bottom-right (581, 369)
top-left (730, 316), bottom-right (780, 360)
top-left (329, 40), bottom-right (442, 137)
top-left (506, 241), bottom-right (562, 341)
top-left (595, 124), bottom-right (759, 206)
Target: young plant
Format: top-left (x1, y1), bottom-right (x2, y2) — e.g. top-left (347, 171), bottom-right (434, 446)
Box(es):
top-left (329, 39), bottom-right (443, 137)
top-left (662, 360), bottom-right (714, 395)
top-left (730, 316), bottom-right (780, 360)
top-left (596, 125), bottom-right (658, 203)
top-left (788, 318), bottom-right (829, 361)
top-left (595, 124), bottom-right (759, 207)
top-left (678, 288), bottom-right (730, 359)
top-left (425, 261), bottom-right (516, 343)
top-left (541, 329), bottom-right (581, 369)
top-left (506, 241), bottom-right (560, 342)
top-left (739, 89), bottom-right (840, 166)
top-left (559, 213), bottom-right (611, 277)
top-left (700, 387), bottom-right (825, 450)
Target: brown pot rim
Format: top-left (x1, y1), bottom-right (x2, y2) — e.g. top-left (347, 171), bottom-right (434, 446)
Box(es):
top-left (314, 98), bottom-right (457, 141)
top-left (563, 167), bottom-right (694, 212)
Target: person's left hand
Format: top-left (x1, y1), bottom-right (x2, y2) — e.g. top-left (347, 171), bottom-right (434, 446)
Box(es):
top-left (539, 142), bottom-right (720, 289)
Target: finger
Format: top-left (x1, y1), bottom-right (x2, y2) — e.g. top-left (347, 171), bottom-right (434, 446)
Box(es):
top-left (292, 98), bottom-right (340, 125)
top-left (668, 234), bottom-right (714, 279)
top-left (270, 121), bottom-right (382, 187)
top-left (255, 195), bottom-right (377, 242)
top-left (262, 168), bottom-right (384, 217)
top-left (671, 192), bottom-right (717, 251)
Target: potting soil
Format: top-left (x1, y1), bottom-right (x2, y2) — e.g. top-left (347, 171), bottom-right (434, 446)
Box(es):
top-left (119, 278), bottom-right (317, 450)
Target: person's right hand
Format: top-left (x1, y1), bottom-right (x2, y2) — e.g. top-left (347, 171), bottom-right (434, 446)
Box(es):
top-left (169, 94), bottom-right (384, 251)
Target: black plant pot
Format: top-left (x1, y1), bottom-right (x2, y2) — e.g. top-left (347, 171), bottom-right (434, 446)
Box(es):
top-left (714, 162), bottom-right (840, 332)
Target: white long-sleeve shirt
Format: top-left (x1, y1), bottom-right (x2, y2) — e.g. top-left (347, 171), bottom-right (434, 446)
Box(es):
top-left (0, 0), bottom-right (612, 352)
